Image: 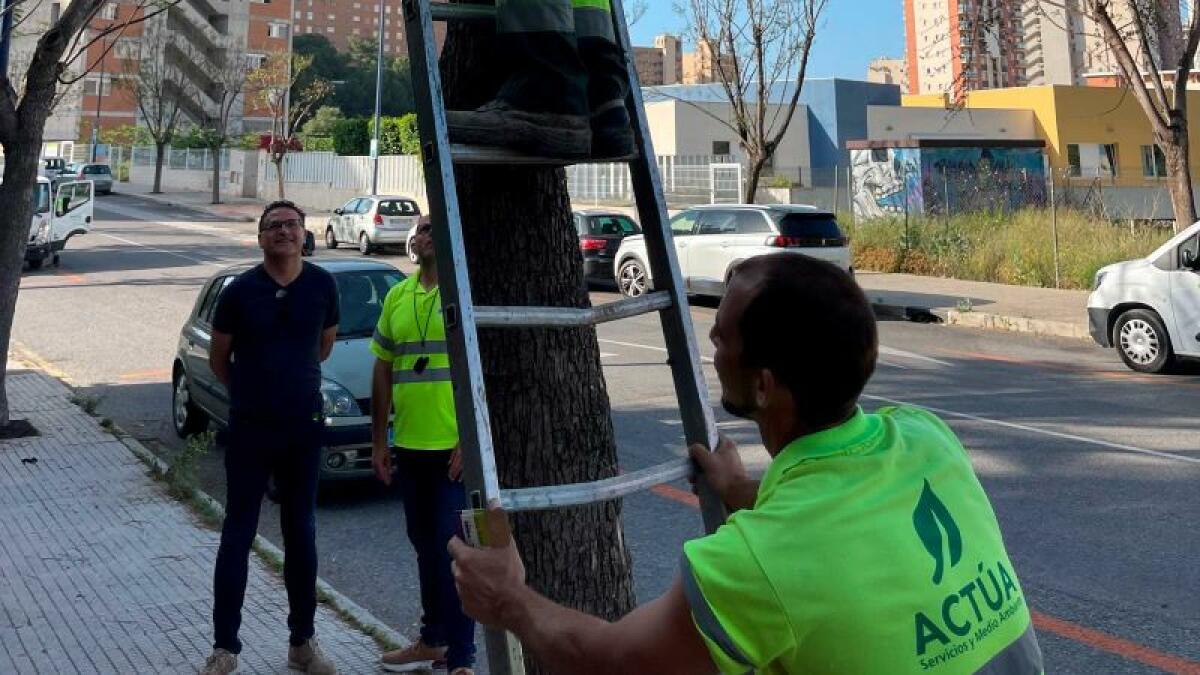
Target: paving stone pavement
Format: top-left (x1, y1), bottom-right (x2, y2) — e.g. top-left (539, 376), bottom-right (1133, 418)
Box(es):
top-left (0, 362), bottom-right (389, 674)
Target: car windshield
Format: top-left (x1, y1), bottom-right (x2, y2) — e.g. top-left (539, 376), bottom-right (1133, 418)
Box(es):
top-left (32, 183), bottom-right (49, 213)
top-left (87, 165), bottom-right (111, 175)
top-left (335, 269), bottom-right (405, 338)
top-left (773, 212), bottom-right (844, 239)
top-left (584, 215), bottom-right (640, 236)
top-left (377, 200), bottom-right (419, 216)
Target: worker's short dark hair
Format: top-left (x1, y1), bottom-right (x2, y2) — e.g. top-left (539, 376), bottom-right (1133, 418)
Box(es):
top-left (259, 200), bottom-right (306, 232)
top-left (732, 254), bottom-right (878, 428)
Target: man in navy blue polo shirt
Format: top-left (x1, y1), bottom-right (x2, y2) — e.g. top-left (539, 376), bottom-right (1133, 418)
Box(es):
top-left (202, 200), bottom-right (340, 675)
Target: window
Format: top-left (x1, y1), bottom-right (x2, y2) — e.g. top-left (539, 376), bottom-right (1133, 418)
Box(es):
top-left (871, 148), bottom-right (888, 162)
top-left (733, 211), bottom-right (771, 234)
top-left (306, 11), bottom-right (313, 19)
top-left (326, 26), bottom-right (335, 33)
top-left (697, 211), bottom-right (737, 235)
top-left (247, 53), bottom-right (267, 69)
top-left (1141, 144), bottom-right (1168, 178)
top-left (82, 78), bottom-right (112, 96)
top-left (670, 211), bottom-right (698, 236)
top-left (377, 199), bottom-right (420, 216)
top-left (327, 13), bottom-right (336, 19)
top-left (353, 28), bottom-right (360, 35)
top-left (584, 215), bottom-right (640, 236)
top-left (334, 270), bottom-right (404, 338)
top-left (712, 141), bottom-right (730, 156)
top-left (353, 14), bottom-right (361, 21)
top-left (99, 3), bottom-right (116, 20)
top-left (268, 22), bottom-right (288, 38)
top-left (1066, 143), bottom-right (1116, 178)
top-left (294, 11), bottom-right (302, 18)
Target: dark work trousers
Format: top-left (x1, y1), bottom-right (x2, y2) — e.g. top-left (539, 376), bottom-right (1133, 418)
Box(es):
top-left (213, 418), bottom-right (322, 654)
top-left (395, 449), bottom-right (476, 670)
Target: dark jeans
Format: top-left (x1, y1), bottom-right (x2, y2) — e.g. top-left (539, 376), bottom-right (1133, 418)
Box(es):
top-left (395, 449), bottom-right (477, 670)
top-left (213, 418), bottom-right (321, 654)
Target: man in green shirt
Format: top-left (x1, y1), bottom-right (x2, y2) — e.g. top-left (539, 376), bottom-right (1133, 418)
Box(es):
top-left (449, 253), bottom-right (1043, 674)
top-left (370, 216), bottom-right (476, 675)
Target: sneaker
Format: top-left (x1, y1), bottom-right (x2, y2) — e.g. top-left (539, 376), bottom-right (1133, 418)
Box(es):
top-left (200, 648), bottom-right (239, 675)
top-left (447, 100), bottom-right (591, 159)
top-left (380, 640), bottom-right (447, 672)
top-left (288, 638), bottom-right (337, 674)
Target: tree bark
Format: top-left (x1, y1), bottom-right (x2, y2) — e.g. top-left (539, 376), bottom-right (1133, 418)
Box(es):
top-left (274, 154), bottom-right (286, 199)
top-left (210, 145), bottom-right (221, 204)
top-left (1163, 133), bottom-right (1196, 233)
top-left (153, 142), bottom-right (166, 194)
top-left (440, 10), bottom-right (635, 672)
top-left (743, 151), bottom-right (767, 204)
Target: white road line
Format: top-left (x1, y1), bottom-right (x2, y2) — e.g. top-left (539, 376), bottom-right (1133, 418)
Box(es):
top-left (599, 337), bottom-right (1198, 466)
top-left (602, 339), bottom-right (911, 370)
top-left (864, 394), bottom-right (1200, 465)
top-left (93, 232), bottom-right (220, 266)
top-left (879, 346), bottom-right (953, 367)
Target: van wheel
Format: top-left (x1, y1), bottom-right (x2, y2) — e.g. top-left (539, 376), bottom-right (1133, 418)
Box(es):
top-left (1114, 309), bottom-right (1174, 374)
top-left (52, 254), bottom-right (60, 267)
top-left (27, 258), bottom-right (42, 270)
top-left (325, 228), bottom-right (338, 249)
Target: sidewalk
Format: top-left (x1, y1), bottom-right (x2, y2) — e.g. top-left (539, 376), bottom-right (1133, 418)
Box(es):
top-left (0, 359), bottom-right (402, 673)
top-left (115, 182), bottom-right (280, 223)
top-left (857, 271), bottom-right (1091, 340)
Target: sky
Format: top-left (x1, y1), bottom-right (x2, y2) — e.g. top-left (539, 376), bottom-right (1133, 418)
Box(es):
top-left (629, 0), bottom-right (906, 81)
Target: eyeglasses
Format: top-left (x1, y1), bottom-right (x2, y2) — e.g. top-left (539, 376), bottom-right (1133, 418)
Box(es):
top-left (262, 219), bottom-right (303, 232)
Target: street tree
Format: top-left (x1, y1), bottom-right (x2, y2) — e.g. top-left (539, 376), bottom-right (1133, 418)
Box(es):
top-left (0, 0), bottom-right (180, 435)
top-left (676, 0), bottom-right (829, 202)
top-left (199, 41), bottom-right (253, 205)
top-left (121, 23), bottom-right (199, 194)
top-left (437, 10), bottom-right (636, 672)
top-left (247, 52), bottom-right (333, 199)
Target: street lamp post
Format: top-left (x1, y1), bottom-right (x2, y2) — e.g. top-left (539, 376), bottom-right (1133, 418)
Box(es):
top-left (370, 0), bottom-right (385, 195)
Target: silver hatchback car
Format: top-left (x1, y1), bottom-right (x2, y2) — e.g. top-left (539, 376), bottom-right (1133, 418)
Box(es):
top-left (172, 259), bottom-right (404, 481)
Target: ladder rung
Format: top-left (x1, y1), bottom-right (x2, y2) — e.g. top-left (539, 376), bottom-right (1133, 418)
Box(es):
top-left (450, 143), bottom-right (638, 166)
top-left (430, 3), bottom-right (495, 21)
top-left (501, 458), bottom-right (691, 511)
top-left (475, 291), bottom-right (672, 328)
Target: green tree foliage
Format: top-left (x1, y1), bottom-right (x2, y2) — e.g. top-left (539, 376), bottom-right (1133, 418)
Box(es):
top-left (294, 35), bottom-right (415, 118)
top-left (332, 118), bottom-right (370, 155)
top-left (332, 115), bottom-right (421, 156)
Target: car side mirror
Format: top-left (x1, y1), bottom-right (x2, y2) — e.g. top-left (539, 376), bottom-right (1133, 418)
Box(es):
top-left (1184, 248), bottom-right (1199, 270)
top-left (333, 208), bottom-right (343, 215)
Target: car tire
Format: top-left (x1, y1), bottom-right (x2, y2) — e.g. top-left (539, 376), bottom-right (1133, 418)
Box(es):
top-left (359, 232), bottom-right (372, 256)
top-left (27, 258), bottom-right (42, 271)
top-left (302, 231), bottom-right (315, 257)
top-left (617, 258), bottom-right (649, 298)
top-left (1114, 309), bottom-right (1174, 374)
top-left (325, 227), bottom-right (338, 249)
top-left (172, 369), bottom-right (209, 437)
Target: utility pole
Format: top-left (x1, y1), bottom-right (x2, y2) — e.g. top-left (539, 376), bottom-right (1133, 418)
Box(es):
top-left (370, 0), bottom-right (385, 195)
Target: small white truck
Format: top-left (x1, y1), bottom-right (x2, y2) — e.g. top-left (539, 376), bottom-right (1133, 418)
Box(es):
top-left (1087, 221), bottom-right (1200, 373)
top-left (25, 175), bottom-right (94, 270)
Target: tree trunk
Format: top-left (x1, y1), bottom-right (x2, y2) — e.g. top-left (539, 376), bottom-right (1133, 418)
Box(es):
top-left (1162, 135), bottom-right (1196, 234)
top-left (0, 136), bottom-right (48, 427)
top-left (274, 154), bottom-right (286, 200)
top-left (153, 142), bottom-right (166, 194)
top-left (441, 11), bottom-right (635, 673)
top-left (211, 144), bottom-right (221, 204)
top-left (743, 151), bottom-right (767, 204)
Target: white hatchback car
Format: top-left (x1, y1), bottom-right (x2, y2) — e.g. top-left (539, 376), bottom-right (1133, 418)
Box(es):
top-left (323, 195), bottom-right (422, 255)
top-left (613, 204), bottom-right (851, 298)
top-left (1087, 221), bottom-right (1200, 373)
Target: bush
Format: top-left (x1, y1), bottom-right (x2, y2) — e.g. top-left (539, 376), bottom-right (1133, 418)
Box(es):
top-left (303, 136), bottom-right (336, 152)
top-left (850, 208), bottom-right (1173, 289)
top-left (333, 118), bottom-right (370, 155)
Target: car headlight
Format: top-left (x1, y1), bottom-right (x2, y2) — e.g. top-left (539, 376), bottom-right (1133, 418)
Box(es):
top-left (1092, 271), bottom-right (1108, 290)
top-left (34, 221), bottom-right (49, 245)
top-left (320, 379), bottom-right (360, 417)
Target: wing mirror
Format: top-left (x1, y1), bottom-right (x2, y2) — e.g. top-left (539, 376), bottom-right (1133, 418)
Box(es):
top-left (1183, 248), bottom-right (1199, 270)
top-left (333, 208), bottom-right (343, 215)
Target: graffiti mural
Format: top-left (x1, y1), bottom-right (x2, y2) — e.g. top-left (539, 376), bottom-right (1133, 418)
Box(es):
top-left (851, 145), bottom-right (1047, 221)
top-left (851, 148), bottom-right (921, 220)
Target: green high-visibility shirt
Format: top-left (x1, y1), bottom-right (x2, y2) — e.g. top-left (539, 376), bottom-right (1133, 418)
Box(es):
top-left (682, 406), bottom-right (1043, 674)
top-left (369, 275), bottom-right (457, 450)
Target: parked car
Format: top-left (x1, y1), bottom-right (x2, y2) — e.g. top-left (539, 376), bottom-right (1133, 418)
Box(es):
top-left (323, 195), bottom-right (421, 256)
top-left (172, 259), bottom-right (405, 481)
top-left (574, 210), bottom-right (641, 286)
top-left (41, 157), bottom-right (68, 180)
top-left (613, 204), bottom-right (851, 298)
top-left (1087, 221), bottom-right (1200, 374)
top-left (22, 176), bottom-right (93, 270)
top-left (55, 163), bottom-right (113, 194)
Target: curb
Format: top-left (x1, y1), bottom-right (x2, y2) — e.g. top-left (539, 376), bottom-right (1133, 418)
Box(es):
top-left (116, 189), bottom-right (259, 223)
top-left (116, 434), bottom-right (408, 651)
top-left (944, 310), bottom-right (1091, 341)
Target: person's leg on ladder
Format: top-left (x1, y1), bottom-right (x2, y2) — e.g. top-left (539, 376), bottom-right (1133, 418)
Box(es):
top-left (447, 0), bottom-right (592, 157)
top-left (574, 0), bottom-right (633, 158)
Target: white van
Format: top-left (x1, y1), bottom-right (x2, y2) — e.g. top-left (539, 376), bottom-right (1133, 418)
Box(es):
top-left (25, 176), bottom-right (94, 270)
top-left (1087, 221), bottom-right (1200, 373)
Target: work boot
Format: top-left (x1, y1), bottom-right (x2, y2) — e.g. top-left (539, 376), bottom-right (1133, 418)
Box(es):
top-left (380, 640), bottom-right (447, 672)
top-left (200, 648), bottom-right (239, 675)
top-left (288, 638), bottom-right (337, 674)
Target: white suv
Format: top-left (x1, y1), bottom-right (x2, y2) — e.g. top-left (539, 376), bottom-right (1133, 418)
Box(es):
top-left (1087, 221), bottom-right (1200, 373)
top-left (613, 204), bottom-right (851, 298)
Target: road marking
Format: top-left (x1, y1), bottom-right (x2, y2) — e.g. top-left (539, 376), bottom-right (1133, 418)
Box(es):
top-left (863, 393), bottom-right (1200, 465)
top-left (650, 483), bottom-right (698, 508)
top-left (880, 345), bottom-right (952, 367)
top-left (93, 231), bottom-right (219, 266)
top-left (1030, 610), bottom-right (1200, 674)
top-left (118, 368), bottom-right (171, 382)
top-left (599, 352), bottom-right (618, 359)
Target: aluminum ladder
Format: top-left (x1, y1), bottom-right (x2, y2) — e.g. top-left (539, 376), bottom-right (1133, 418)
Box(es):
top-left (400, 1), bottom-right (726, 672)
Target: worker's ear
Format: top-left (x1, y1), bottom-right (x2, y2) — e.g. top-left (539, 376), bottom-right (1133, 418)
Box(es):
top-left (754, 367), bottom-right (774, 410)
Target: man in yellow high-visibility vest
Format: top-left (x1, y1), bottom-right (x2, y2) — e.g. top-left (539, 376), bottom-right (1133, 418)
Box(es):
top-left (447, 0), bottom-right (633, 160)
top-left (370, 216), bottom-right (475, 675)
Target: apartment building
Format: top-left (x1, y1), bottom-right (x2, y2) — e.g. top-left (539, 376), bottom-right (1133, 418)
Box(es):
top-left (905, 0), bottom-right (1026, 96)
top-left (867, 57), bottom-right (908, 92)
top-left (633, 34), bottom-right (683, 87)
top-left (682, 39), bottom-right (736, 85)
top-left (7, 0), bottom-right (83, 156)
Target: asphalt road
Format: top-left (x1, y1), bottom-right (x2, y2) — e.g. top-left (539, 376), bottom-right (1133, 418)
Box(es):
top-left (12, 192), bottom-right (1200, 674)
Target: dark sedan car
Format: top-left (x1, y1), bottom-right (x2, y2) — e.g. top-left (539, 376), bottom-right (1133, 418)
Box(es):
top-left (574, 210), bottom-right (641, 287)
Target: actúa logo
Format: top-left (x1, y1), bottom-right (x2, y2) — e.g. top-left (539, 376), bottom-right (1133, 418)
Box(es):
top-left (912, 479), bottom-right (963, 584)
